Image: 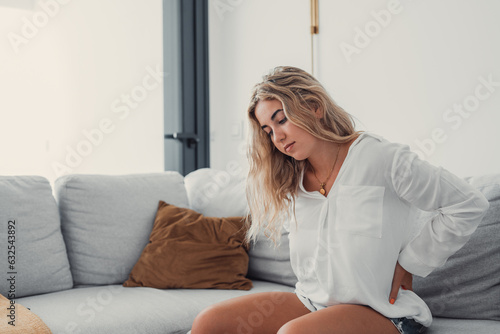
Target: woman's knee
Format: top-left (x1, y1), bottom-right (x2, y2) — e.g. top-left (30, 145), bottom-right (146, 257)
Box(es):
top-left (191, 305), bottom-right (224, 334)
top-left (277, 319), bottom-right (306, 334)
top-left (192, 292), bottom-right (307, 334)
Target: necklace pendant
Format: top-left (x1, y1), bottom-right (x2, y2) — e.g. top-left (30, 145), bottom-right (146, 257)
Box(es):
top-left (319, 187), bottom-right (326, 195)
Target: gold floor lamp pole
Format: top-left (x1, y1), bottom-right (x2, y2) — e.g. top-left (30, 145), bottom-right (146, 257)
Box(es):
top-left (310, 0), bottom-right (319, 76)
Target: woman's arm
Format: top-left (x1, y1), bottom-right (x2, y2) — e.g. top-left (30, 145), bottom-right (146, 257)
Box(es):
top-left (390, 144), bottom-right (490, 278)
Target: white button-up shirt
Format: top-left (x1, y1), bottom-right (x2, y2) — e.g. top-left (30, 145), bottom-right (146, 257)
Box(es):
top-left (289, 132), bottom-right (489, 326)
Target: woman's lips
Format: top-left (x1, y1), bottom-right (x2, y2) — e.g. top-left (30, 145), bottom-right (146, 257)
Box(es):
top-left (284, 142), bottom-right (295, 153)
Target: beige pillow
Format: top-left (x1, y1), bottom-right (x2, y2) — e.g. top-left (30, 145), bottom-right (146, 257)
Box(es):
top-left (0, 293), bottom-right (52, 333)
top-left (123, 201), bottom-right (252, 290)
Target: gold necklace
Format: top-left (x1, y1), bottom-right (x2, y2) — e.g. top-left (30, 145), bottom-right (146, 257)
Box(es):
top-left (310, 144), bottom-right (341, 196)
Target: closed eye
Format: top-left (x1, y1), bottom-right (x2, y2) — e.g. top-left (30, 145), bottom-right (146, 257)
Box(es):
top-left (266, 117), bottom-right (287, 138)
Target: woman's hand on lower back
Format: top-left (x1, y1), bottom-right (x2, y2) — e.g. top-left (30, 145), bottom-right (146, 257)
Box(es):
top-left (389, 261), bottom-right (413, 304)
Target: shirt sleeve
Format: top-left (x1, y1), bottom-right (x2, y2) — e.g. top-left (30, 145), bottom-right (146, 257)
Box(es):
top-left (390, 144), bottom-right (490, 277)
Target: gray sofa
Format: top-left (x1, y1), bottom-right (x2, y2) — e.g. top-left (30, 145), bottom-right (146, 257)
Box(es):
top-left (0, 168), bottom-right (498, 333)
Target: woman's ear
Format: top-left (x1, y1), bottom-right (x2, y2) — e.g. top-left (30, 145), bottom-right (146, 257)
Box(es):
top-left (314, 107), bottom-right (324, 119)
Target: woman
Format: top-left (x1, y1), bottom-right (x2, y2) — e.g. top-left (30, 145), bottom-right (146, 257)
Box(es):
top-left (191, 66), bottom-right (489, 334)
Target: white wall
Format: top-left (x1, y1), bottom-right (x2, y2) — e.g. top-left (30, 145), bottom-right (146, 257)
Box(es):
top-left (209, 0), bottom-right (500, 178)
top-left (0, 0), bottom-right (164, 183)
top-left (317, 0), bottom-right (500, 178)
top-left (208, 0), bottom-right (311, 172)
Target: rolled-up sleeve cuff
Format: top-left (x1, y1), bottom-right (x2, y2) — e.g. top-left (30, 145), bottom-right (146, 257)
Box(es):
top-left (398, 246), bottom-right (436, 278)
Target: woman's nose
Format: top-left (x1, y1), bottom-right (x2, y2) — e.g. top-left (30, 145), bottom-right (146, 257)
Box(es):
top-left (273, 128), bottom-right (286, 142)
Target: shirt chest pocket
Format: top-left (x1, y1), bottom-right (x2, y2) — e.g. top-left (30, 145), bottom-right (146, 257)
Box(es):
top-left (335, 185), bottom-right (385, 238)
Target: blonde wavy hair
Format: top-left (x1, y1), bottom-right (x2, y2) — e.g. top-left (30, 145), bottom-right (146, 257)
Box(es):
top-left (245, 66), bottom-right (361, 244)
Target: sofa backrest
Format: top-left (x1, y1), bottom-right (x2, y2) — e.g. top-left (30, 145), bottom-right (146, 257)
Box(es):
top-left (54, 172), bottom-right (189, 286)
top-left (0, 176), bottom-right (73, 298)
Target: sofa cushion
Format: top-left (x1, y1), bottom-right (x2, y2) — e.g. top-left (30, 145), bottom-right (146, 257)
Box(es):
top-left (17, 281), bottom-right (294, 334)
top-left (0, 176), bottom-right (73, 298)
top-left (185, 168), bottom-right (297, 287)
top-left (426, 317), bottom-right (500, 334)
top-left (413, 173), bottom-right (500, 321)
top-left (123, 201), bottom-right (252, 290)
top-left (54, 172), bottom-right (189, 286)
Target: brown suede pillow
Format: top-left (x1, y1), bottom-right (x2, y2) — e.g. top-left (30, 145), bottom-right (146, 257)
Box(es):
top-left (123, 201), bottom-right (252, 290)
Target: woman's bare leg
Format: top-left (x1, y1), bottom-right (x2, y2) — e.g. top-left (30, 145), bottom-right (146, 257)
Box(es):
top-left (277, 304), bottom-right (400, 334)
top-left (191, 292), bottom-right (310, 334)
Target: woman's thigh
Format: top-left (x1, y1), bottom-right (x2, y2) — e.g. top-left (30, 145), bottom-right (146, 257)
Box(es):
top-left (277, 304), bottom-right (400, 334)
top-left (191, 291), bottom-right (310, 334)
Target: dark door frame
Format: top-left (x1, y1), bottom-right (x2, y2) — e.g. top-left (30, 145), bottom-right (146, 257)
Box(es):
top-left (164, 0), bottom-right (210, 175)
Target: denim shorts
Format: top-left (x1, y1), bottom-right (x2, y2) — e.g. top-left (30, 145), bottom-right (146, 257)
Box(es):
top-left (297, 292), bottom-right (427, 333)
top-left (389, 317), bottom-right (427, 334)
